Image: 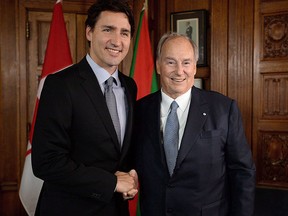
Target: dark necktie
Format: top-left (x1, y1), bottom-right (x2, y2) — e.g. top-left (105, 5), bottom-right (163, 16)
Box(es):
top-left (105, 77), bottom-right (121, 144)
top-left (164, 101), bottom-right (179, 176)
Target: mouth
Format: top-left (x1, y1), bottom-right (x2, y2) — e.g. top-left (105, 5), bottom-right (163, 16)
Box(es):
top-left (106, 48), bottom-right (122, 54)
top-left (171, 77), bottom-right (186, 82)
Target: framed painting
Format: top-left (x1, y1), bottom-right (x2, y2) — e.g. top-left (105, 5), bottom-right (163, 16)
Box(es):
top-left (171, 10), bottom-right (208, 66)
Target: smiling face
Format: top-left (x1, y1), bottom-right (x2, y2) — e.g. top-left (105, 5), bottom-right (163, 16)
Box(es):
top-left (86, 11), bottom-right (131, 74)
top-left (157, 36), bottom-right (197, 99)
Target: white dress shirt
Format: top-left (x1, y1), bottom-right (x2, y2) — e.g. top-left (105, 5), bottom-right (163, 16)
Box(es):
top-left (161, 89), bottom-right (191, 149)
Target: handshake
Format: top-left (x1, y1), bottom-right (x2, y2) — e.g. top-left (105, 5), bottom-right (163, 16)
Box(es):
top-left (115, 169), bottom-right (138, 200)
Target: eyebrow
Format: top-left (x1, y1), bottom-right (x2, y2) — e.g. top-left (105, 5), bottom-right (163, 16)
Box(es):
top-left (121, 28), bottom-right (131, 34)
top-left (164, 57), bottom-right (192, 62)
top-left (164, 57), bottom-right (176, 61)
top-left (101, 25), bottom-right (131, 33)
top-left (101, 25), bottom-right (115, 29)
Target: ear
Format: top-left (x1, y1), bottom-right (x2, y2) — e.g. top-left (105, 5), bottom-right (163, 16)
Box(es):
top-left (86, 26), bottom-right (92, 42)
top-left (156, 60), bottom-right (161, 75)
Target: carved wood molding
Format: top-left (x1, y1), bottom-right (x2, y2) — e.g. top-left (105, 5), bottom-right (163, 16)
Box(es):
top-left (263, 12), bottom-right (288, 59)
top-left (262, 73), bottom-right (288, 119)
top-left (259, 132), bottom-right (288, 186)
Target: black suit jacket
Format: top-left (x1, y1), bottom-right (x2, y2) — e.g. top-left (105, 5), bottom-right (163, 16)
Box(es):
top-left (32, 57), bottom-right (137, 216)
top-left (134, 87), bottom-right (256, 216)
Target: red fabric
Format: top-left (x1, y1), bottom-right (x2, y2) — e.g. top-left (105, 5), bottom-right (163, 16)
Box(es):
top-left (41, 1), bottom-right (72, 78)
top-left (133, 11), bottom-right (155, 100)
top-left (129, 192), bottom-right (139, 216)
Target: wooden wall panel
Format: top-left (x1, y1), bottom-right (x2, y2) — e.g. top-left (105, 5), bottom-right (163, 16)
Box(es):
top-left (0, 0), bottom-right (23, 215)
top-left (210, 0), bottom-right (228, 94)
top-left (258, 131), bottom-right (288, 186)
top-left (262, 12), bottom-right (288, 60)
top-left (227, 0), bottom-right (254, 143)
top-left (262, 74), bottom-right (288, 119)
top-left (173, 0), bottom-right (210, 12)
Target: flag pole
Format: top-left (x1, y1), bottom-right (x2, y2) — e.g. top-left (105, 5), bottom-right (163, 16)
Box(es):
top-left (144, 0), bottom-right (148, 12)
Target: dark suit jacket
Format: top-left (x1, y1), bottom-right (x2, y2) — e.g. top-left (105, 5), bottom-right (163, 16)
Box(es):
top-left (32, 57), bottom-right (137, 216)
top-left (134, 87), bottom-right (255, 216)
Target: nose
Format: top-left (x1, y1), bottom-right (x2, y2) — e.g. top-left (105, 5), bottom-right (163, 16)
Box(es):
top-left (110, 33), bottom-right (121, 47)
top-left (175, 64), bottom-right (185, 75)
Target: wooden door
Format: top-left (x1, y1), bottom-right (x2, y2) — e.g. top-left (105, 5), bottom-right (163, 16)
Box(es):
top-left (253, 0), bottom-right (288, 188)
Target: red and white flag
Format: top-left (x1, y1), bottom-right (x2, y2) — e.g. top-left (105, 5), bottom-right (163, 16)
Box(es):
top-left (19, 0), bottom-right (72, 215)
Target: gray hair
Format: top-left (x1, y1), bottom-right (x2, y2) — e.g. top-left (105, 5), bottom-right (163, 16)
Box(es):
top-left (156, 32), bottom-right (199, 63)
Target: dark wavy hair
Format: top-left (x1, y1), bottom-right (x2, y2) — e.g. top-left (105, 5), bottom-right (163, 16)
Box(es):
top-left (85, 0), bottom-right (135, 43)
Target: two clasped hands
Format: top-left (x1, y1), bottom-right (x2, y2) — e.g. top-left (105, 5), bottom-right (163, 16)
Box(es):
top-left (115, 169), bottom-right (138, 200)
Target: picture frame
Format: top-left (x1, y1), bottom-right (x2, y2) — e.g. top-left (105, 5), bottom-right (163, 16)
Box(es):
top-left (171, 10), bottom-right (208, 67)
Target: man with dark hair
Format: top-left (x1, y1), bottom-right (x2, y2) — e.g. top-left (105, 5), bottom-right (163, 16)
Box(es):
top-left (32, 1), bottom-right (138, 215)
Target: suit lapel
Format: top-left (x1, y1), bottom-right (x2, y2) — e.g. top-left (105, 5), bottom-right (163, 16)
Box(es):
top-left (77, 58), bottom-right (120, 151)
top-left (147, 92), bottom-right (167, 170)
top-left (149, 92), bottom-right (162, 146)
top-left (175, 87), bottom-right (209, 170)
top-left (118, 73), bottom-right (134, 159)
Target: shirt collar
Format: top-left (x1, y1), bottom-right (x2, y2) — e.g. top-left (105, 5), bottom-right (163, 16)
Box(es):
top-left (86, 54), bottom-right (120, 87)
top-left (161, 88), bottom-right (192, 115)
